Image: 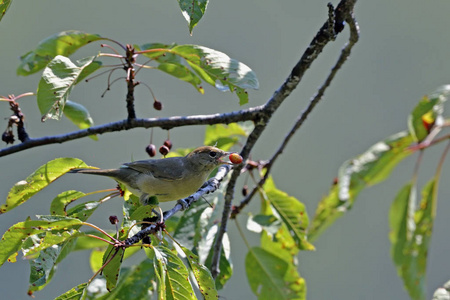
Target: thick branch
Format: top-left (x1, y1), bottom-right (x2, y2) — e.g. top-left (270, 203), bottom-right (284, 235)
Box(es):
top-left (0, 106), bottom-right (264, 157)
top-left (210, 0), bottom-right (358, 278)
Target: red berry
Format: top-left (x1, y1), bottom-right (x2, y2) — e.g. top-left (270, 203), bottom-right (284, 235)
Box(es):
top-left (229, 153), bottom-right (243, 164)
top-left (159, 145), bottom-right (170, 156)
top-left (153, 100), bottom-right (163, 111)
top-left (145, 144), bottom-right (157, 157)
top-left (163, 139), bottom-right (172, 150)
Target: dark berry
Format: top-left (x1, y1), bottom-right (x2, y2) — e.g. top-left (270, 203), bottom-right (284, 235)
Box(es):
top-left (145, 144), bottom-right (157, 157)
top-left (109, 215), bottom-right (119, 225)
top-left (153, 100), bottom-right (163, 111)
top-left (2, 130), bottom-right (14, 144)
top-left (159, 145), bottom-right (169, 156)
top-left (163, 139), bottom-right (172, 150)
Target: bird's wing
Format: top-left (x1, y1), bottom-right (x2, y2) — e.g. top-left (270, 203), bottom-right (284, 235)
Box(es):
top-left (122, 158), bottom-right (185, 181)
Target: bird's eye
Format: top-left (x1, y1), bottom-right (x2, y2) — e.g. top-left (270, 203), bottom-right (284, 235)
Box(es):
top-left (209, 151), bottom-right (217, 158)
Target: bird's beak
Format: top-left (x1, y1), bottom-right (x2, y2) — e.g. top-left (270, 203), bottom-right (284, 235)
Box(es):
top-left (219, 152), bottom-right (233, 165)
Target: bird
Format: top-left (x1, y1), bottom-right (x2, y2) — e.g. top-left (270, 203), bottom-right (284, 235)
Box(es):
top-left (69, 146), bottom-right (232, 205)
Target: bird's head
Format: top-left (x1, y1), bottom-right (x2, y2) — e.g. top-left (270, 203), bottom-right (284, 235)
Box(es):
top-left (186, 146), bottom-right (231, 171)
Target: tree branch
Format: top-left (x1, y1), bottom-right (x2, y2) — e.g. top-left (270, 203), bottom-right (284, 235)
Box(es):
top-left (210, 0), bottom-right (359, 278)
top-left (0, 106), bottom-right (264, 157)
top-left (232, 9), bottom-right (359, 218)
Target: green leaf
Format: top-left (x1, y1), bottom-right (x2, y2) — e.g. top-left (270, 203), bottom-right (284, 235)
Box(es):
top-left (204, 123), bottom-right (249, 151)
top-left (28, 236), bottom-right (79, 293)
top-left (50, 190), bottom-right (87, 216)
top-left (54, 282), bottom-right (88, 300)
top-left (177, 0), bottom-right (209, 34)
top-left (408, 85), bottom-right (449, 142)
top-left (180, 247), bottom-right (218, 300)
top-left (22, 229), bottom-right (83, 258)
top-left (37, 55), bottom-right (97, 121)
top-left (103, 259), bottom-right (156, 300)
top-left (247, 214), bottom-right (282, 235)
top-left (408, 97), bottom-right (438, 142)
top-left (154, 245), bottom-right (196, 300)
top-left (0, 0), bottom-right (12, 22)
top-left (66, 201), bottom-right (101, 222)
top-left (173, 45), bottom-right (258, 105)
top-left (75, 60), bottom-right (102, 84)
top-left (389, 183), bottom-right (414, 266)
top-left (390, 179), bottom-right (438, 300)
top-left (204, 233), bottom-right (233, 290)
top-left (64, 100), bottom-right (98, 140)
top-left (18, 30), bottom-right (105, 76)
top-left (152, 247), bottom-right (167, 300)
top-left (158, 62), bottom-right (204, 93)
top-left (1, 157), bottom-right (89, 214)
top-left (102, 244), bottom-right (125, 292)
top-left (0, 218), bottom-right (82, 267)
top-left (173, 199), bottom-right (216, 251)
top-left (73, 232), bottom-right (107, 251)
top-left (309, 131), bottom-right (414, 241)
top-left (246, 247), bottom-right (306, 300)
top-left (264, 178), bottom-right (314, 251)
top-left (135, 43), bottom-right (180, 63)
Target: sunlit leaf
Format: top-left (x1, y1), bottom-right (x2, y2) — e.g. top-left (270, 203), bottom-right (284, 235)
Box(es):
top-left (309, 131), bottom-right (414, 241)
top-left (103, 259), bottom-right (156, 300)
top-left (154, 245), bottom-right (196, 300)
top-left (18, 30), bottom-right (105, 76)
top-left (1, 158), bottom-right (89, 214)
top-left (137, 44), bottom-right (259, 104)
top-left (264, 177), bottom-right (314, 251)
top-left (158, 62), bottom-right (204, 93)
top-left (177, 0), bottom-right (208, 34)
top-left (0, 218), bottom-right (82, 267)
top-left (28, 236), bottom-right (78, 293)
top-left (54, 282), bottom-right (88, 300)
top-left (50, 190), bottom-right (87, 216)
top-left (204, 123), bottom-right (249, 151)
top-left (204, 233), bottom-right (233, 290)
top-left (389, 183), bottom-right (414, 267)
top-left (390, 179), bottom-right (438, 300)
top-left (37, 55), bottom-right (97, 121)
top-left (246, 247), bottom-right (306, 300)
top-left (181, 247), bottom-right (218, 300)
top-left (407, 96), bottom-right (443, 142)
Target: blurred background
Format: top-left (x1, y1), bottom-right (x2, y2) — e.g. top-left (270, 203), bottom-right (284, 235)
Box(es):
top-left (1, 0), bottom-right (450, 299)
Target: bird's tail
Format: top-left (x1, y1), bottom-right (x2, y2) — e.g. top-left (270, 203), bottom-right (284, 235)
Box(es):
top-left (69, 168), bottom-right (119, 177)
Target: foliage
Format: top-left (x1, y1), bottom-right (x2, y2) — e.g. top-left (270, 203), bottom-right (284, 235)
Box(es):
top-left (1, 2), bottom-right (450, 300)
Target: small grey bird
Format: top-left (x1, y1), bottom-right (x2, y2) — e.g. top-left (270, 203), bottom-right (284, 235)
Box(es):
top-left (69, 146), bottom-right (232, 204)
